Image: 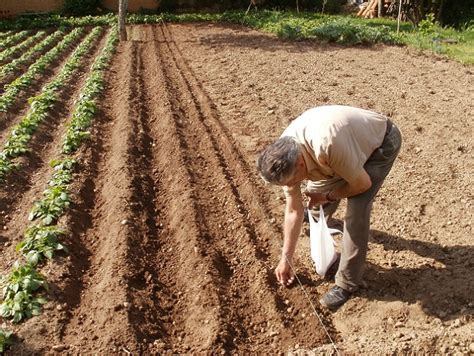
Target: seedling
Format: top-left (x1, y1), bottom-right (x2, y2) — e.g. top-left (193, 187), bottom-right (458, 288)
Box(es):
top-left (16, 225), bottom-right (66, 265)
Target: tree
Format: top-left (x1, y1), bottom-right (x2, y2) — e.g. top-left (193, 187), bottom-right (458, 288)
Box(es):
top-left (118, 0), bottom-right (128, 41)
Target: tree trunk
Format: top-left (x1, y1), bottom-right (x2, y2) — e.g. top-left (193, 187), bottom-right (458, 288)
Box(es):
top-left (118, 0), bottom-right (128, 41)
top-left (296, 0), bottom-right (299, 13)
top-left (436, 0), bottom-right (445, 23)
top-left (378, 0), bottom-right (383, 17)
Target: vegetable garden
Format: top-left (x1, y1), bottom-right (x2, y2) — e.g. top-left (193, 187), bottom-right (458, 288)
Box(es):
top-left (0, 11), bottom-right (472, 354)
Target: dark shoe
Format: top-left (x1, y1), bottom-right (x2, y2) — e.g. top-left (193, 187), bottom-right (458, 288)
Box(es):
top-left (320, 286), bottom-right (351, 309)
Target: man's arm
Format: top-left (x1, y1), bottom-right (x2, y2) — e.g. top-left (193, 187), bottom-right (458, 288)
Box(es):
top-left (307, 169), bottom-right (372, 208)
top-left (275, 185), bottom-right (304, 286)
top-left (329, 169), bottom-right (372, 200)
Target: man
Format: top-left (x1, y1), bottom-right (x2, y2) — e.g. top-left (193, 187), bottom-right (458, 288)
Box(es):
top-left (256, 105), bottom-right (402, 309)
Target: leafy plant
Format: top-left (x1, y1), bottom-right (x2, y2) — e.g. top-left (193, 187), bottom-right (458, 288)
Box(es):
top-left (0, 329), bottom-right (13, 353)
top-left (418, 13), bottom-right (438, 35)
top-left (0, 290), bottom-right (47, 323)
top-left (29, 186), bottom-right (71, 225)
top-left (16, 225), bottom-right (66, 265)
top-left (312, 18), bottom-right (401, 44)
top-left (0, 262), bottom-right (48, 323)
top-left (49, 158), bottom-right (75, 186)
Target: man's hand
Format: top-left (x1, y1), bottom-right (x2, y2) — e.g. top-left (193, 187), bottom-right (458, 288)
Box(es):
top-left (275, 257), bottom-right (295, 287)
top-left (305, 191), bottom-right (328, 209)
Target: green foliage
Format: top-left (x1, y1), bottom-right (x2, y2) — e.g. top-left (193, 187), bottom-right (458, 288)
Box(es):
top-left (16, 225), bottom-right (66, 266)
top-left (63, 0), bottom-right (101, 16)
top-left (418, 13), bottom-right (438, 35)
top-left (0, 14), bottom-right (114, 31)
top-left (0, 262), bottom-right (48, 323)
top-left (0, 27), bottom-right (85, 114)
top-left (0, 329), bottom-right (13, 353)
top-left (312, 18), bottom-right (402, 44)
top-left (0, 30), bottom-right (30, 51)
top-left (29, 186), bottom-right (71, 225)
top-left (63, 28), bottom-right (118, 153)
top-left (0, 27), bottom-right (103, 181)
top-left (0, 31), bottom-right (45, 64)
top-left (0, 29), bottom-right (65, 77)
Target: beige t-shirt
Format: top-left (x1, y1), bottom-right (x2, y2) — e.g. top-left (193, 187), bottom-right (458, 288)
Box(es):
top-left (281, 105), bottom-right (388, 191)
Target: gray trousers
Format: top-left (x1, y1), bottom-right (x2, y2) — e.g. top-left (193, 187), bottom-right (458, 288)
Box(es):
top-left (308, 123), bottom-right (402, 292)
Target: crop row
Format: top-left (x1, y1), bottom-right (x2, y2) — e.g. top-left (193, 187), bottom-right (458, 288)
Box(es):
top-left (0, 30), bottom-right (46, 64)
top-left (0, 27), bottom-right (84, 113)
top-left (0, 31), bottom-right (13, 40)
top-left (0, 27), bottom-right (118, 325)
top-left (0, 26), bottom-right (104, 181)
top-left (0, 29), bottom-right (65, 78)
top-left (0, 30), bottom-right (30, 52)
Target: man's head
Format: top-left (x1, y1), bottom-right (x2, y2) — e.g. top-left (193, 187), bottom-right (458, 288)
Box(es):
top-left (256, 136), bottom-right (303, 185)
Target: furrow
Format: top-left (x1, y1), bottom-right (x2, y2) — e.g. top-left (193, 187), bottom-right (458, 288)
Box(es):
top-left (156, 23), bottom-right (283, 351)
top-left (57, 39), bottom-right (138, 353)
top-left (157, 23), bottom-right (334, 351)
top-left (126, 25), bottom-right (223, 353)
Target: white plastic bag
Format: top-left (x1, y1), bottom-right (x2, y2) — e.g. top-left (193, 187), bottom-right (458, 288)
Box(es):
top-left (309, 205), bottom-right (340, 277)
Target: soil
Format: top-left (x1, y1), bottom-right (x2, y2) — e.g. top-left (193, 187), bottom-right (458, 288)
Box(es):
top-left (1, 23), bottom-right (473, 354)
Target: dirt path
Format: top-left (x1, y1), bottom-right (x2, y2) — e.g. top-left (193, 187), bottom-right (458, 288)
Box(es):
top-left (5, 23), bottom-right (473, 354)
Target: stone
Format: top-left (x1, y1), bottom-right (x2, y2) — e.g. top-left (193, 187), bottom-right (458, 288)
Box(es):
top-left (52, 345), bottom-right (68, 352)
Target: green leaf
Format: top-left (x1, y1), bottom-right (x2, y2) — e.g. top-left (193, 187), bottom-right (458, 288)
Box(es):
top-left (44, 250), bottom-right (53, 260)
top-left (26, 251), bottom-right (40, 266)
top-left (13, 311), bottom-right (22, 323)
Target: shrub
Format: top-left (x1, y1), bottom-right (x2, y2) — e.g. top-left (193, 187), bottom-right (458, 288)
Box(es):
top-left (63, 0), bottom-right (101, 16)
top-left (312, 18), bottom-right (401, 44)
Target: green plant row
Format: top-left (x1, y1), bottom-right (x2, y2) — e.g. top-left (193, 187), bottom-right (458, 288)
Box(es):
top-left (0, 31), bottom-right (13, 40)
top-left (0, 31), bottom-right (46, 64)
top-left (0, 27), bottom-right (104, 182)
top-left (0, 27), bottom-right (85, 114)
top-left (0, 28), bottom-right (118, 329)
top-left (63, 27), bottom-right (119, 153)
top-left (0, 30), bottom-right (30, 52)
top-left (0, 14), bottom-right (116, 31)
top-left (0, 29), bottom-right (65, 78)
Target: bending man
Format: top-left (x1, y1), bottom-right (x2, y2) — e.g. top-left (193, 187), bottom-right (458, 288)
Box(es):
top-left (256, 105), bottom-right (402, 309)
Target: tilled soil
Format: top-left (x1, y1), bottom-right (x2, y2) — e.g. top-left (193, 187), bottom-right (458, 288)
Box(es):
top-left (1, 23), bottom-right (473, 354)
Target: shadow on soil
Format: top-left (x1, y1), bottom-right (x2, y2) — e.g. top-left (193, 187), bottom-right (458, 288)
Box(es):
top-left (361, 229), bottom-right (473, 321)
top-left (178, 23), bottom-right (382, 54)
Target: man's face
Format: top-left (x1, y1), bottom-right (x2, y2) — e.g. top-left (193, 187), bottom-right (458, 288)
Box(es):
top-left (278, 154), bottom-right (307, 187)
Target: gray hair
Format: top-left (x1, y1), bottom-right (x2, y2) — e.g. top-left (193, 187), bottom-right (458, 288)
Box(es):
top-left (256, 136), bottom-right (301, 184)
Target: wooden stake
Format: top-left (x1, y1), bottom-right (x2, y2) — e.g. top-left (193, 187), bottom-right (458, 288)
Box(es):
top-left (118, 0), bottom-right (128, 41)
